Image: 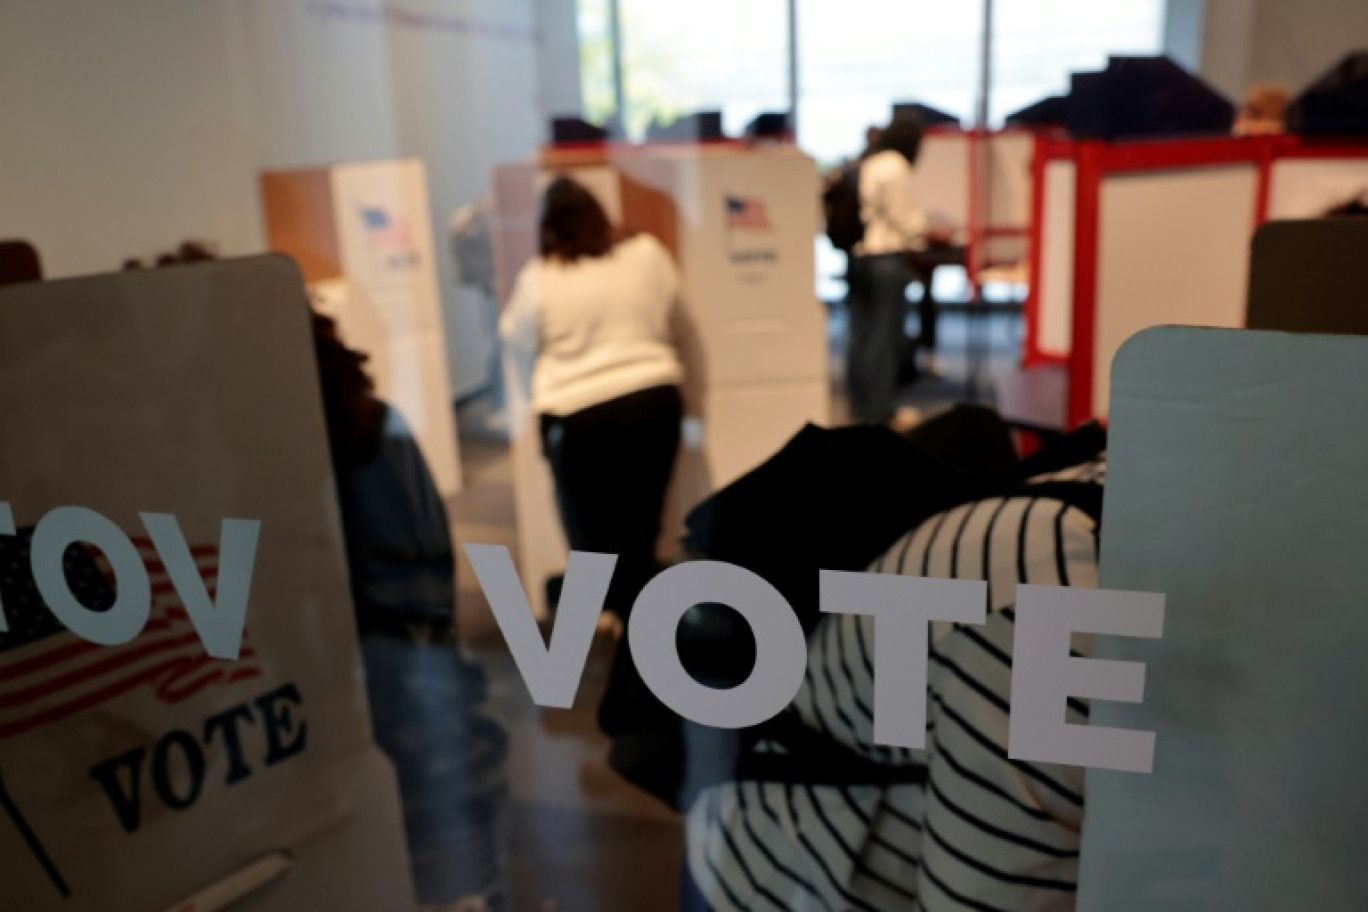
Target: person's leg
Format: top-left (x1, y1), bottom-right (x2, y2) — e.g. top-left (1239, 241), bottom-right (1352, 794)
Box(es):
top-left (844, 255), bottom-right (876, 422)
top-left (545, 388), bottom-right (681, 617)
top-left (541, 412), bottom-right (595, 554)
top-left (611, 387), bottom-right (682, 614)
top-left (862, 253), bottom-right (911, 424)
top-left (578, 387), bottom-right (680, 617)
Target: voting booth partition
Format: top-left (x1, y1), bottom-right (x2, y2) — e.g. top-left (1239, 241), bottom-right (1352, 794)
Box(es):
top-left (1020, 134), bottom-right (1368, 425)
top-left (261, 158), bottom-right (464, 498)
top-left (1079, 326), bottom-right (1368, 910)
top-left (492, 142), bottom-right (830, 616)
top-left (0, 258), bottom-right (413, 911)
top-left (909, 127), bottom-right (1038, 286)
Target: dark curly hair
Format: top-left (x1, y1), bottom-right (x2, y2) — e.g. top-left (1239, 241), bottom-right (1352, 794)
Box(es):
top-left (539, 176), bottom-right (615, 262)
top-left (310, 309), bottom-right (387, 470)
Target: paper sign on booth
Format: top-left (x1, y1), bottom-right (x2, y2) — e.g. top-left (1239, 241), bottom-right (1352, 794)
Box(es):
top-left (0, 258), bottom-right (413, 911)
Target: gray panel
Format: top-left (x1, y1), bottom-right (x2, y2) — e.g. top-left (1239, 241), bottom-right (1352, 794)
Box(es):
top-left (1079, 326), bottom-right (1368, 912)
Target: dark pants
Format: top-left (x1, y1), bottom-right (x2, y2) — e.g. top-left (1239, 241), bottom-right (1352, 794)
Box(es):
top-left (846, 252), bottom-right (912, 423)
top-left (680, 861), bottom-right (714, 912)
top-left (540, 384), bottom-right (683, 617)
top-left (917, 266), bottom-right (940, 352)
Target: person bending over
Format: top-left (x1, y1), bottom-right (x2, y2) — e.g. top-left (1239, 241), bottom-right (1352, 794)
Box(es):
top-left (500, 177), bottom-right (687, 619)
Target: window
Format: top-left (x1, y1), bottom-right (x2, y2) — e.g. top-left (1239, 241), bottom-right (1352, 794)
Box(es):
top-left (991, 0), bottom-right (1165, 123)
top-left (797, 0), bottom-right (984, 165)
top-left (581, 0), bottom-right (790, 140)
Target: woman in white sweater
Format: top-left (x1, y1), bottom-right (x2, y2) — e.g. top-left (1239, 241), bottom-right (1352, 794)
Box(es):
top-left (499, 177), bottom-right (685, 618)
top-left (847, 112), bottom-right (930, 424)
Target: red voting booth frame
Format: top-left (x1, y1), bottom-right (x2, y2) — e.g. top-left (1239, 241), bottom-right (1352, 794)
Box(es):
top-left (1020, 133), bottom-right (1368, 426)
top-left (923, 125), bottom-right (1036, 299)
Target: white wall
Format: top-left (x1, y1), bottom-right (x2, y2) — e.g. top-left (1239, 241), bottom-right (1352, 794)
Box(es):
top-left (382, 0), bottom-right (545, 396)
top-left (0, 0), bottom-right (582, 396)
top-left (0, 2), bottom-right (267, 275)
top-left (1172, 0), bottom-right (1368, 100)
top-left (1247, 0), bottom-right (1368, 91)
top-left (534, 0), bottom-right (584, 121)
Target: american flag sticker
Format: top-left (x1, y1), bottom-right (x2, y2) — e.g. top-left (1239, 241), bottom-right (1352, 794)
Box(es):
top-left (724, 194), bottom-right (772, 232)
top-left (0, 530), bottom-right (262, 742)
top-left (360, 206), bottom-right (413, 250)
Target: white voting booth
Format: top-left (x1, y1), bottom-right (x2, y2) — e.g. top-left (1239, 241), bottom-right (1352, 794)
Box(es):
top-left (1080, 326), bottom-right (1368, 910)
top-left (261, 158), bottom-right (463, 498)
top-left (0, 258), bottom-right (413, 910)
top-left (493, 144), bottom-right (829, 615)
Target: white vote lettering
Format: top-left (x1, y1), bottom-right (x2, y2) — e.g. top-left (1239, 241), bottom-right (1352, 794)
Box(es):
top-left (0, 502), bottom-right (260, 657)
top-left (466, 543), bottom-right (1165, 773)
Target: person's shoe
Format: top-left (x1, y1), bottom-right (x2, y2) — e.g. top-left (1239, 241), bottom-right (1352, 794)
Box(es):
top-left (889, 406), bottom-right (923, 434)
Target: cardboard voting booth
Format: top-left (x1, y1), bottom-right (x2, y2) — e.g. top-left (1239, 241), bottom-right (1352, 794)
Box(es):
top-left (1079, 326), bottom-right (1368, 910)
top-left (261, 158), bottom-right (463, 498)
top-left (0, 258), bottom-right (413, 910)
top-left (493, 143), bottom-right (829, 614)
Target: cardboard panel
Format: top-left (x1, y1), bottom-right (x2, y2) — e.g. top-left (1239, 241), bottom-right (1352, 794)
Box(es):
top-left (1267, 158), bottom-right (1368, 219)
top-left (0, 257), bottom-right (412, 911)
top-left (1080, 326), bottom-right (1368, 911)
top-left (275, 159), bottom-right (464, 498)
top-left (987, 132), bottom-right (1035, 228)
top-left (491, 162), bottom-right (539, 307)
top-left (260, 170), bottom-right (342, 286)
top-left (700, 380), bottom-right (828, 484)
top-left (1091, 166), bottom-right (1256, 416)
top-left (915, 132), bottom-right (971, 231)
top-left (1039, 159), bottom-right (1077, 358)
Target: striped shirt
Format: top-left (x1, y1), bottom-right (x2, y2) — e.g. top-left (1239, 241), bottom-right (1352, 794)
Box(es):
top-left (687, 461), bottom-right (1104, 911)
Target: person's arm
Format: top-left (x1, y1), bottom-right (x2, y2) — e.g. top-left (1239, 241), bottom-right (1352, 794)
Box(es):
top-left (880, 158), bottom-right (929, 251)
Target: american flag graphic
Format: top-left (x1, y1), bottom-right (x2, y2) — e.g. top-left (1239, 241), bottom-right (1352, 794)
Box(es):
top-left (725, 194), bottom-right (772, 231)
top-left (360, 206), bottom-right (413, 250)
top-left (0, 531), bottom-right (262, 742)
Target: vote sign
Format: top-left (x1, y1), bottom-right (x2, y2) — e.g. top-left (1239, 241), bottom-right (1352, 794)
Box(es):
top-left (0, 258), bottom-right (412, 911)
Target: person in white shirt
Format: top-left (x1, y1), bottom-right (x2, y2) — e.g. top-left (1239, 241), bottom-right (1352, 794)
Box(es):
top-left (847, 112), bottom-right (930, 425)
top-left (500, 177), bottom-right (685, 618)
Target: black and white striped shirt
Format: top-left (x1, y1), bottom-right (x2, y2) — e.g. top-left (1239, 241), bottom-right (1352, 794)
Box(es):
top-left (687, 462), bottom-right (1104, 911)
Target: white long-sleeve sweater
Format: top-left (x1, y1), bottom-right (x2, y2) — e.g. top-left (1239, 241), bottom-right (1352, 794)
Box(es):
top-left (857, 149), bottom-right (929, 255)
top-left (499, 234), bottom-right (684, 417)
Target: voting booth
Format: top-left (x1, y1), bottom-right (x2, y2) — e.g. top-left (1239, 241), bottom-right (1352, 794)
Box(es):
top-left (261, 159), bottom-right (463, 497)
top-left (1021, 134), bottom-right (1368, 424)
top-left (492, 142), bottom-right (829, 614)
top-left (900, 127), bottom-right (1037, 283)
top-left (0, 258), bottom-right (413, 910)
top-left (1079, 326), bottom-right (1368, 910)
